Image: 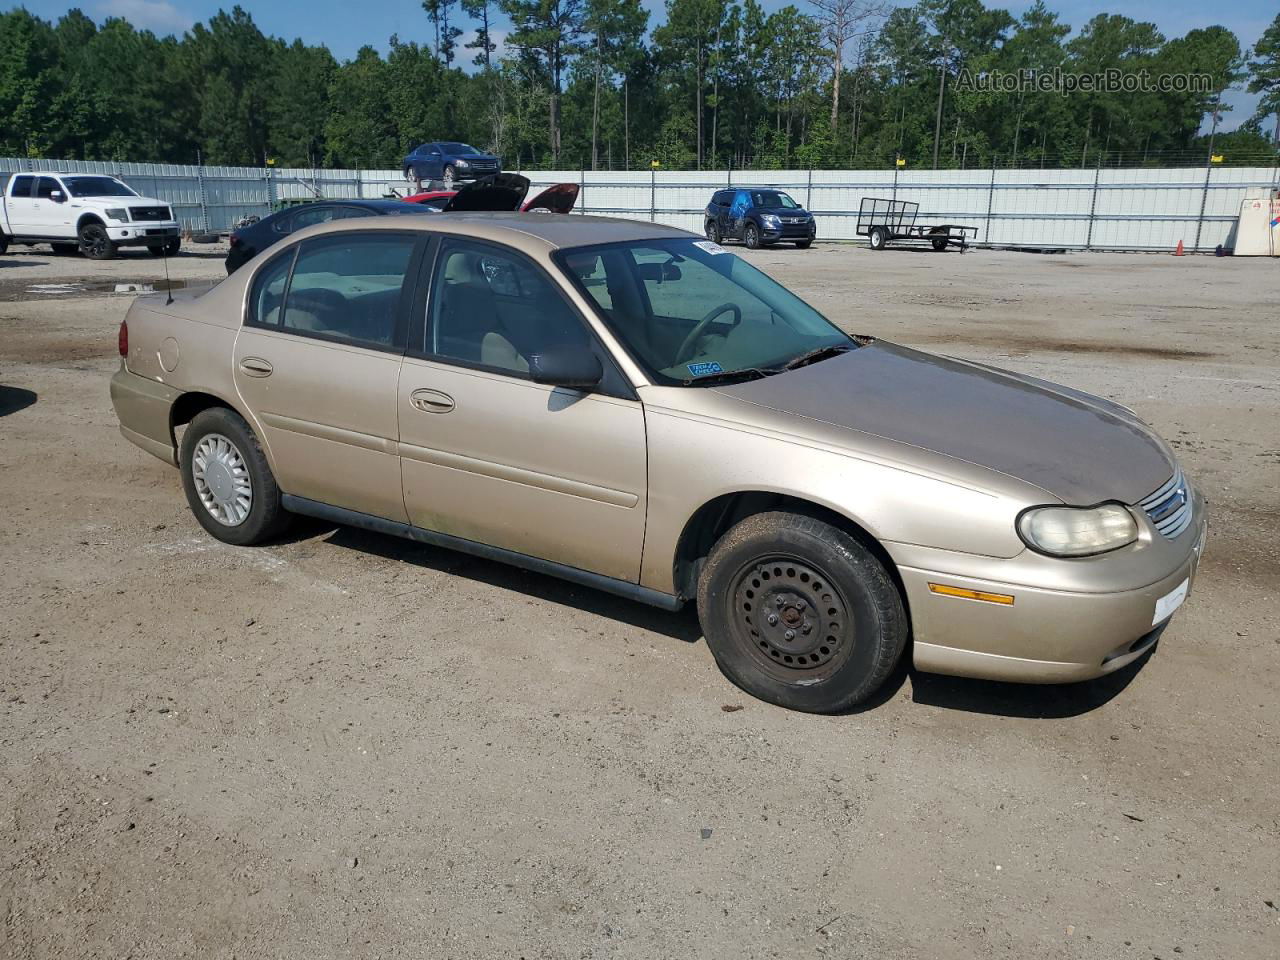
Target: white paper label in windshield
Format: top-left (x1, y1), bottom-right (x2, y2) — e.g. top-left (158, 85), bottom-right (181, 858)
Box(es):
top-left (1152, 578), bottom-right (1189, 625)
top-left (694, 240), bottom-right (727, 255)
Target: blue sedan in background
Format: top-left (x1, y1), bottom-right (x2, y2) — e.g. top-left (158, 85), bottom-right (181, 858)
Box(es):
top-left (403, 142), bottom-right (502, 188)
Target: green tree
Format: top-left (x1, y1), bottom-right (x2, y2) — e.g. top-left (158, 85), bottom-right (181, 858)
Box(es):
top-left (1247, 13), bottom-right (1280, 143)
top-left (500, 0), bottom-right (586, 164)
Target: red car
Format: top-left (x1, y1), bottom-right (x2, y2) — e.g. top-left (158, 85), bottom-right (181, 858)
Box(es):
top-left (402, 175), bottom-right (579, 214)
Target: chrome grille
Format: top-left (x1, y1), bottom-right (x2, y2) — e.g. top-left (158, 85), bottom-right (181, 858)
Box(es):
top-left (1138, 469), bottom-right (1193, 540)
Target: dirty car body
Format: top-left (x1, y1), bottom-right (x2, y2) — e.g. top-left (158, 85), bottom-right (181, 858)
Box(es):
top-left (111, 214), bottom-right (1207, 712)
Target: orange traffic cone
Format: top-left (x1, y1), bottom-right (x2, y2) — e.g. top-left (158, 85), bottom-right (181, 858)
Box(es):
top-left (1174, 240), bottom-right (1185, 256)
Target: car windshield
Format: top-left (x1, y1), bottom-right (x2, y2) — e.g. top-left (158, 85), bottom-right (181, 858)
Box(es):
top-left (441, 142), bottom-right (478, 154)
top-left (558, 238), bottom-right (855, 386)
top-left (751, 191), bottom-right (798, 209)
top-left (63, 176), bottom-right (137, 198)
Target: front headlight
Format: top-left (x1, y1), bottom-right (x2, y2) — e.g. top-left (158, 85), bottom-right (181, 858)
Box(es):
top-left (761, 214), bottom-right (781, 228)
top-left (1017, 503), bottom-right (1138, 557)
top-left (455, 158), bottom-right (470, 168)
top-left (105, 208), bottom-right (129, 222)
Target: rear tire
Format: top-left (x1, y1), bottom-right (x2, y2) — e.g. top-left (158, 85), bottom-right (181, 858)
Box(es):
top-left (931, 236), bottom-right (948, 252)
top-left (705, 221), bottom-right (721, 243)
top-left (180, 407), bottom-right (290, 546)
top-left (869, 226), bottom-right (888, 251)
top-left (697, 511), bottom-right (907, 713)
top-left (744, 222), bottom-right (761, 249)
top-left (78, 222), bottom-right (116, 260)
top-left (0, 234), bottom-right (8, 256)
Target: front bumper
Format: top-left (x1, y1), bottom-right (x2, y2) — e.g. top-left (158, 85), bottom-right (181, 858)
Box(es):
top-left (761, 220), bottom-right (817, 241)
top-left (896, 497), bottom-right (1208, 683)
top-left (107, 224), bottom-right (180, 246)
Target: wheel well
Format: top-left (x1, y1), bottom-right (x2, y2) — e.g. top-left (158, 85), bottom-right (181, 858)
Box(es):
top-left (170, 391), bottom-right (232, 441)
top-left (672, 492), bottom-right (907, 609)
top-left (76, 213), bottom-right (105, 232)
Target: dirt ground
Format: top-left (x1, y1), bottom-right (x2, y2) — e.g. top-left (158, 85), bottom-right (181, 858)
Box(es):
top-left (1, 236), bottom-right (1277, 960)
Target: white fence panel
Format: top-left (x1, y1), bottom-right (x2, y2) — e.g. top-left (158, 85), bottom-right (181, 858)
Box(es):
top-left (2, 156), bottom-right (1277, 251)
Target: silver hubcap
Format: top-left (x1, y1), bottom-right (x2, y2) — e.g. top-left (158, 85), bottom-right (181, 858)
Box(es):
top-left (192, 433), bottom-right (252, 526)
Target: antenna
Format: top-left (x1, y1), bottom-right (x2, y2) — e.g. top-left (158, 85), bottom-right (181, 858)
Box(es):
top-left (162, 237), bottom-right (174, 305)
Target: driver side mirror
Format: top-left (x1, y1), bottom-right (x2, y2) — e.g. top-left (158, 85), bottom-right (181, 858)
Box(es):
top-left (528, 345), bottom-right (602, 390)
top-left (49, 190), bottom-right (65, 203)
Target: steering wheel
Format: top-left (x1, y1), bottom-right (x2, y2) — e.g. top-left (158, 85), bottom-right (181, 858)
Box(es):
top-left (675, 302), bottom-right (742, 365)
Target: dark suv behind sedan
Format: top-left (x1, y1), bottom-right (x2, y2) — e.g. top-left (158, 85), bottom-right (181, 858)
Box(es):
top-left (704, 188), bottom-right (816, 249)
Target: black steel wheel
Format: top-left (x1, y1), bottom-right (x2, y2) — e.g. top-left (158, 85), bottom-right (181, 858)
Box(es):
top-left (744, 222), bottom-right (761, 249)
top-left (78, 222), bottom-right (116, 260)
top-left (698, 511), bottom-right (907, 713)
top-left (705, 220), bottom-right (721, 243)
top-left (931, 235), bottom-right (948, 252)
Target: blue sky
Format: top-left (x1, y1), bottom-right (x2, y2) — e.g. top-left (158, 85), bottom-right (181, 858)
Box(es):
top-left (9, 0), bottom-right (1275, 128)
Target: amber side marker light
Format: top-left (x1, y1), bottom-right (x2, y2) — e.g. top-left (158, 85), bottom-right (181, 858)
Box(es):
top-left (928, 583), bottom-right (1015, 605)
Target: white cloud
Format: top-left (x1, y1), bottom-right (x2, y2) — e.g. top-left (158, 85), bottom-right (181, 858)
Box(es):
top-left (95, 0), bottom-right (194, 35)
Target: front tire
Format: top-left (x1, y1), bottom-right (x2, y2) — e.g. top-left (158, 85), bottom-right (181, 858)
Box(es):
top-left (697, 511), bottom-right (907, 713)
top-left (180, 407), bottom-right (289, 546)
top-left (442, 165), bottom-right (457, 188)
top-left (743, 222), bottom-right (761, 249)
top-left (705, 220), bottom-right (721, 244)
top-left (869, 226), bottom-right (888, 251)
top-left (78, 222), bottom-right (116, 260)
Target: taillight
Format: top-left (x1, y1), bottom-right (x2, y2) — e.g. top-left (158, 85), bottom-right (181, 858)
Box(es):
top-left (118, 319), bottom-right (128, 358)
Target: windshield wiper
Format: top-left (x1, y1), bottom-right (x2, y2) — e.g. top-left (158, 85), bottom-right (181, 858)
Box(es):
top-left (781, 343), bottom-right (854, 371)
top-left (682, 367), bottom-right (774, 386)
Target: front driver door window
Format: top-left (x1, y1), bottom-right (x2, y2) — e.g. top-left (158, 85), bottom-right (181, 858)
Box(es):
top-left (397, 239), bottom-right (648, 581)
top-left (234, 231), bottom-right (419, 522)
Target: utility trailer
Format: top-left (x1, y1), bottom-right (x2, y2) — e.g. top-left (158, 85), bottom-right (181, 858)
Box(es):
top-left (856, 198), bottom-right (978, 252)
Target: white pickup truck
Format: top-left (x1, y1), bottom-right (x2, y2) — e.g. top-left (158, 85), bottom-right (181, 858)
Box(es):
top-left (0, 171), bottom-right (181, 259)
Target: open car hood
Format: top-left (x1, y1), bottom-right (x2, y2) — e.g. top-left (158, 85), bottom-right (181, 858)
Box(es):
top-left (522, 183), bottom-right (579, 214)
top-left (442, 173), bottom-right (530, 212)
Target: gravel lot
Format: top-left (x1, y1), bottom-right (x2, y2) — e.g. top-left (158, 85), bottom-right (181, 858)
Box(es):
top-left (2, 237), bottom-right (1277, 960)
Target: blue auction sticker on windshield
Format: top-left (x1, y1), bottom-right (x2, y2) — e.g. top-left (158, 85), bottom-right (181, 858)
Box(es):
top-left (687, 361), bottom-right (724, 377)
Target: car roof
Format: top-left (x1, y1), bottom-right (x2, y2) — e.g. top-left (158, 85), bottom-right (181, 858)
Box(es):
top-left (288, 212), bottom-right (691, 253)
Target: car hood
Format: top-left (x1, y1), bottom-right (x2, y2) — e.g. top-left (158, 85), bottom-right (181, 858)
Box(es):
top-left (756, 206), bottom-right (810, 217)
top-left (709, 341), bottom-right (1174, 505)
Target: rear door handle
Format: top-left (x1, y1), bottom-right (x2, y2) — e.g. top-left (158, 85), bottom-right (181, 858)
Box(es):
top-left (410, 388), bottom-right (455, 413)
top-left (239, 357), bottom-right (273, 377)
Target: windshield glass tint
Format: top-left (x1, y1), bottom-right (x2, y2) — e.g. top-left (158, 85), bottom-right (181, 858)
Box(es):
top-left (64, 177), bottom-right (137, 198)
top-left (559, 238), bottom-right (851, 385)
top-left (751, 191), bottom-right (798, 209)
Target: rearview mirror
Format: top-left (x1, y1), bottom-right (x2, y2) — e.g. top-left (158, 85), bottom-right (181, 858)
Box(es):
top-left (528, 345), bottom-right (603, 390)
top-left (636, 262), bottom-right (681, 283)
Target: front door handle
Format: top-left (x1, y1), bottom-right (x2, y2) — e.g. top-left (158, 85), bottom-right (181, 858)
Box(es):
top-left (239, 357), bottom-right (273, 377)
top-left (410, 388), bottom-right (455, 413)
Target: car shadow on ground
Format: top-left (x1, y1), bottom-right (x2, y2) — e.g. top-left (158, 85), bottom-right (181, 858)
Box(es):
top-left (0, 259), bottom-right (50, 268)
top-left (0, 386), bottom-right (37, 417)
top-left (907, 647), bottom-right (1154, 718)
top-left (304, 520), bottom-right (705, 645)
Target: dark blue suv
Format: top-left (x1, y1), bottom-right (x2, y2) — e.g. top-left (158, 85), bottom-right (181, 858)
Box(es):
top-left (403, 142), bottom-right (502, 188)
top-left (704, 188), bottom-right (816, 249)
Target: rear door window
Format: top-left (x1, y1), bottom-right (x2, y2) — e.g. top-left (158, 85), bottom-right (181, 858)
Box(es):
top-left (282, 233), bottom-right (416, 349)
top-left (10, 175), bottom-right (35, 197)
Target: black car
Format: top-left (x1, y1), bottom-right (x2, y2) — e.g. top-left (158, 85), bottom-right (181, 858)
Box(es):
top-left (224, 199), bottom-right (433, 274)
top-left (402, 141), bottom-right (502, 187)
top-left (703, 188), bottom-right (816, 249)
